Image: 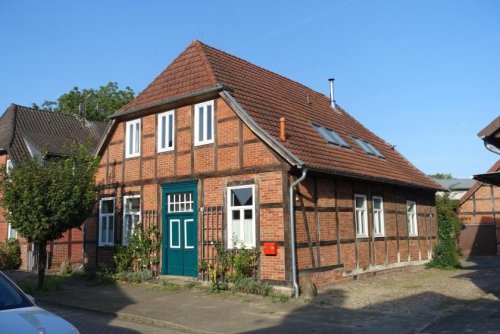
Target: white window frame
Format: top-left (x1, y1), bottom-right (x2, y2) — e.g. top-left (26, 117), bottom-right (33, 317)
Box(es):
top-left (194, 100), bottom-right (214, 146)
top-left (407, 200), bottom-right (418, 236)
top-left (122, 195), bottom-right (141, 245)
top-left (7, 223), bottom-right (17, 240)
top-left (227, 185), bottom-right (256, 249)
top-left (6, 159), bottom-right (13, 175)
top-left (99, 197), bottom-right (115, 246)
top-left (157, 110), bottom-right (175, 152)
top-left (354, 194), bottom-right (368, 238)
top-left (125, 119), bottom-right (141, 158)
top-left (372, 196), bottom-right (385, 237)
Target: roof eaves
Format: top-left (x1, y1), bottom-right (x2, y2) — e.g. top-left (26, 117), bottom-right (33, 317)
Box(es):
top-left (308, 166), bottom-right (444, 192)
top-left (219, 90), bottom-right (303, 168)
top-left (94, 120), bottom-right (117, 158)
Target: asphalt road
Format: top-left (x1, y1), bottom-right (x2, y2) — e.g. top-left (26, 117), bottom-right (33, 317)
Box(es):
top-left (40, 303), bottom-right (190, 334)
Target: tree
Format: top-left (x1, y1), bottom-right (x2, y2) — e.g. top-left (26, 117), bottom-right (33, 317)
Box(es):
top-left (1, 143), bottom-right (99, 288)
top-left (32, 82), bottom-right (135, 121)
top-left (429, 173), bottom-right (453, 179)
top-left (428, 194), bottom-right (465, 269)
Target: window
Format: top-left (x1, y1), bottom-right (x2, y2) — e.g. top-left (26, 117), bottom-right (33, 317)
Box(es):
top-left (352, 136), bottom-right (385, 158)
top-left (227, 185), bottom-right (255, 248)
top-left (312, 124), bottom-right (350, 148)
top-left (354, 194), bottom-right (368, 238)
top-left (158, 111), bottom-right (175, 152)
top-left (99, 198), bottom-right (115, 246)
top-left (372, 196), bottom-right (385, 236)
top-left (168, 193), bottom-right (193, 213)
top-left (407, 201), bottom-right (418, 236)
top-left (5, 159), bottom-right (13, 175)
top-left (123, 196), bottom-right (141, 245)
top-left (125, 119), bottom-right (141, 158)
top-left (194, 100), bottom-right (214, 146)
top-left (7, 223), bottom-right (17, 240)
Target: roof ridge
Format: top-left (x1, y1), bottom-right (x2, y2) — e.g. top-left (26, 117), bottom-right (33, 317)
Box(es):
top-left (197, 41), bottom-right (330, 102)
top-left (13, 103), bottom-right (108, 125)
top-left (194, 41), bottom-right (217, 86)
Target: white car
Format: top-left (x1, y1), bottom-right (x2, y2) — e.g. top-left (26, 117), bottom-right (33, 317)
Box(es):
top-left (0, 271), bottom-right (79, 334)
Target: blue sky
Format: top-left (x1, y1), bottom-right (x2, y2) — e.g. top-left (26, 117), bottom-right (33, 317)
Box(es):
top-left (1, 0), bottom-right (498, 178)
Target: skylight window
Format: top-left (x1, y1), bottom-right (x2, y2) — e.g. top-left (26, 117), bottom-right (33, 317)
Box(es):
top-left (313, 124), bottom-right (350, 148)
top-left (352, 136), bottom-right (385, 158)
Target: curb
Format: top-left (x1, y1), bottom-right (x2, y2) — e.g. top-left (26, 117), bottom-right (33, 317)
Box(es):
top-left (38, 299), bottom-right (217, 334)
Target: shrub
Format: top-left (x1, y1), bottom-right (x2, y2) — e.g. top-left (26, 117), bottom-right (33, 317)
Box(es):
top-left (232, 277), bottom-right (272, 296)
top-left (0, 239), bottom-right (22, 270)
top-left (428, 194), bottom-right (465, 269)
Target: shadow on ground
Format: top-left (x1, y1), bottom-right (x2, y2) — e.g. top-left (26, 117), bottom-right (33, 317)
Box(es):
top-left (245, 256), bottom-right (500, 334)
top-left (4, 270), bottom-right (141, 334)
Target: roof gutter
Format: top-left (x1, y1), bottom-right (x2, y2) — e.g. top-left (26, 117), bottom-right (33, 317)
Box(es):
top-left (219, 91), bottom-right (303, 168)
top-left (290, 167), bottom-right (308, 297)
top-left (484, 140), bottom-right (500, 155)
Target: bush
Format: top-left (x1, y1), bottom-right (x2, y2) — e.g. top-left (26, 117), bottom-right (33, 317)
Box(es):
top-left (0, 239), bottom-right (22, 270)
top-left (428, 194), bottom-right (465, 269)
top-left (115, 270), bottom-right (154, 283)
top-left (232, 277), bottom-right (272, 296)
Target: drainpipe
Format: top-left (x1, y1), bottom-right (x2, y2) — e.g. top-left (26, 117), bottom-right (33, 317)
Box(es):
top-left (290, 167), bottom-right (308, 298)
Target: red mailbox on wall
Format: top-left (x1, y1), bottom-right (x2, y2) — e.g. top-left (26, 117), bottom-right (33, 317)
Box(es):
top-left (263, 242), bottom-right (278, 256)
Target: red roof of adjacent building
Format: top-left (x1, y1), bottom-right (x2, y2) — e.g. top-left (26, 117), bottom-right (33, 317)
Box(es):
top-left (115, 40), bottom-right (442, 191)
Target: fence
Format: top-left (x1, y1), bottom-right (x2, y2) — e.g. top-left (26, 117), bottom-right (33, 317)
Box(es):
top-left (200, 206), bottom-right (225, 281)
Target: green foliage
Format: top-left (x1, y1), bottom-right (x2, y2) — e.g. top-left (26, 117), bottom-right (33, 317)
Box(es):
top-left (232, 277), bottom-right (272, 296)
top-left (111, 224), bottom-right (161, 283)
top-left (159, 279), bottom-right (181, 292)
top-left (199, 243), bottom-right (260, 293)
top-left (0, 239), bottom-right (22, 270)
top-left (1, 143), bottom-right (99, 287)
top-left (428, 194), bottom-right (465, 269)
top-left (429, 173), bottom-right (453, 179)
top-left (32, 82), bottom-right (135, 121)
top-left (2, 143), bottom-right (99, 243)
top-left (113, 224), bottom-right (161, 274)
top-left (16, 275), bottom-right (64, 294)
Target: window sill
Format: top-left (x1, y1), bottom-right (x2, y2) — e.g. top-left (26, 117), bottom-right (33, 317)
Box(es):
top-left (125, 154), bottom-right (140, 159)
top-left (194, 141), bottom-right (214, 147)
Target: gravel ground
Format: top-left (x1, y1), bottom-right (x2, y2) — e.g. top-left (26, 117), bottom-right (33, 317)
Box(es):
top-left (311, 262), bottom-right (497, 319)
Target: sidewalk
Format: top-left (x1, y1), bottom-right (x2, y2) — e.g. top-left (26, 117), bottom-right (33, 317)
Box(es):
top-left (5, 256), bottom-right (500, 333)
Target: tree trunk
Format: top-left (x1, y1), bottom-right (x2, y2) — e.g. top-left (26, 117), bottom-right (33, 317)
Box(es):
top-left (37, 240), bottom-right (47, 289)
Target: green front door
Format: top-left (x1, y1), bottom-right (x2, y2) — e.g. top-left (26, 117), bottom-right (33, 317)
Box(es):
top-left (161, 180), bottom-right (198, 277)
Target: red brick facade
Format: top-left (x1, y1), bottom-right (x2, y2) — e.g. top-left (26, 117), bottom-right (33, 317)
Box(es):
top-left (88, 96), bottom-right (438, 288)
top-left (459, 179), bottom-right (500, 256)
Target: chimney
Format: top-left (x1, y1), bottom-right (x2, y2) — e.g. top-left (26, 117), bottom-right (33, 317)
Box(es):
top-left (279, 117), bottom-right (286, 141)
top-left (328, 78), bottom-right (336, 109)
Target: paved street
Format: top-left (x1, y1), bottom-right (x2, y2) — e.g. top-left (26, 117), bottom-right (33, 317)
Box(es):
top-left (40, 302), bottom-right (189, 334)
top-left (6, 256), bottom-right (500, 334)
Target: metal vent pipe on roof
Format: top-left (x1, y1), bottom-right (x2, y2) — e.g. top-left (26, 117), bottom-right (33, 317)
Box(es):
top-left (279, 117), bottom-right (286, 141)
top-left (328, 78), bottom-right (336, 109)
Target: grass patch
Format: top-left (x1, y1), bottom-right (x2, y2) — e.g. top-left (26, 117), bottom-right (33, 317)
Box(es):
top-left (16, 275), bottom-right (64, 294)
top-left (269, 293), bottom-right (290, 303)
top-left (159, 279), bottom-right (180, 292)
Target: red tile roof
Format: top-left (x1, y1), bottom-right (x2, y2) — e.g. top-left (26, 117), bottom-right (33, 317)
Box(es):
top-left (116, 40), bottom-right (442, 191)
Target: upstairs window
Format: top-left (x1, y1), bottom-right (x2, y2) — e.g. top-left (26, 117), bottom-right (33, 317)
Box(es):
top-left (312, 124), bottom-right (350, 148)
top-left (99, 198), bottom-right (115, 246)
top-left (158, 110), bottom-right (175, 152)
top-left (194, 100), bottom-right (214, 146)
top-left (407, 201), bottom-right (418, 236)
top-left (372, 196), bottom-right (385, 236)
top-left (354, 194), bottom-right (368, 238)
top-left (123, 196), bottom-right (141, 245)
top-left (227, 185), bottom-right (255, 248)
top-left (125, 119), bottom-right (141, 158)
top-left (352, 136), bottom-right (384, 158)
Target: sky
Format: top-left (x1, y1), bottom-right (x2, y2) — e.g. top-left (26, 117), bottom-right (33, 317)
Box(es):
top-left (0, 0), bottom-right (499, 178)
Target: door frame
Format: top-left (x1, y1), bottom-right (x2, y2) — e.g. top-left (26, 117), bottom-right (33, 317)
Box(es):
top-left (160, 180), bottom-right (198, 276)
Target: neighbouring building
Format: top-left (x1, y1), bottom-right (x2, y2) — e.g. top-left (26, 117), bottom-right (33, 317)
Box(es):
top-left (459, 161), bottom-right (500, 256)
top-left (0, 104), bottom-right (108, 270)
top-left (433, 178), bottom-right (475, 200)
top-left (87, 41), bottom-right (443, 290)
